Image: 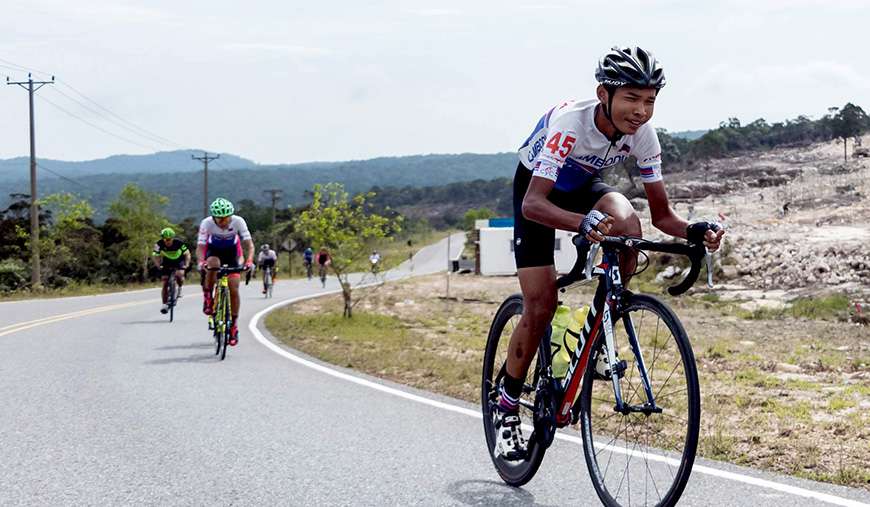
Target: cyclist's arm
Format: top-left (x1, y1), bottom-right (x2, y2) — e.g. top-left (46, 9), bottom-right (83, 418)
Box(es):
top-left (522, 176), bottom-right (588, 231)
top-left (645, 181), bottom-right (688, 238)
top-left (196, 218), bottom-right (209, 266)
top-left (182, 248), bottom-right (191, 268)
top-left (151, 244), bottom-right (162, 267)
top-left (196, 244), bottom-right (207, 266)
top-left (242, 239), bottom-right (255, 265)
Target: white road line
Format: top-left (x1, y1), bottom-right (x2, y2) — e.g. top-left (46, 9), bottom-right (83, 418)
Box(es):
top-left (249, 291), bottom-right (870, 507)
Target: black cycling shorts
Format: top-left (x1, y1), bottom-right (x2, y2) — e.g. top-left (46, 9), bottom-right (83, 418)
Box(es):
top-left (206, 244), bottom-right (241, 268)
top-left (513, 162), bottom-right (617, 269)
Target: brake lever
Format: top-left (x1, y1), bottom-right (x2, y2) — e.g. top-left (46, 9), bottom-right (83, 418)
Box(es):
top-left (705, 250), bottom-right (714, 288)
top-left (584, 243), bottom-right (600, 279)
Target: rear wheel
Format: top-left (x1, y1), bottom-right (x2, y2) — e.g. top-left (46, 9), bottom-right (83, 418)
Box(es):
top-left (481, 295), bottom-right (547, 487)
top-left (578, 294), bottom-right (700, 507)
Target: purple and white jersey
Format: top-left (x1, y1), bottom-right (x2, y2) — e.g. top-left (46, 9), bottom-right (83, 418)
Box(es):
top-left (197, 215), bottom-right (252, 249)
top-left (517, 99), bottom-right (662, 192)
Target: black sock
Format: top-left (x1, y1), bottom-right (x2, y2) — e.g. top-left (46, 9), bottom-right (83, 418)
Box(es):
top-left (499, 373), bottom-right (524, 410)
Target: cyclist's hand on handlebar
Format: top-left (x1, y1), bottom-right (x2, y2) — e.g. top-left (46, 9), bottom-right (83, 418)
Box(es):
top-left (687, 222), bottom-right (725, 252)
top-left (198, 260), bottom-right (208, 272)
top-left (244, 260), bottom-right (255, 271)
top-left (580, 210), bottom-right (614, 243)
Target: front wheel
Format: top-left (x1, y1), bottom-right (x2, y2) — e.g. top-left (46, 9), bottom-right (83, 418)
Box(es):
top-left (579, 294), bottom-right (700, 507)
top-left (168, 278), bottom-right (176, 323)
top-left (481, 295), bottom-right (547, 487)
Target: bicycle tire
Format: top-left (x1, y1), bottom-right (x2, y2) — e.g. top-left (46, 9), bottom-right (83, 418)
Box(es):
top-left (168, 277), bottom-right (176, 323)
top-left (481, 294), bottom-right (547, 487)
top-left (578, 293), bottom-right (700, 507)
top-left (264, 270), bottom-right (272, 299)
top-left (219, 286), bottom-right (230, 361)
top-left (213, 288), bottom-right (223, 356)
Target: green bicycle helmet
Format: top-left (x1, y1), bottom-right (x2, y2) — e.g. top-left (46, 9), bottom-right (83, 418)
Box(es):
top-left (210, 197), bottom-right (234, 217)
top-left (160, 227), bottom-right (175, 238)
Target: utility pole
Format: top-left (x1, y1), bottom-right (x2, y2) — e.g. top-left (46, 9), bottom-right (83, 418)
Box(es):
top-left (7, 73), bottom-right (54, 289)
top-left (263, 189), bottom-right (283, 226)
top-left (192, 152), bottom-right (219, 216)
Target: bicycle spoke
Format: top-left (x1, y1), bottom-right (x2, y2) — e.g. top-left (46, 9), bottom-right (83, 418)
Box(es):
top-left (655, 386), bottom-right (689, 403)
top-left (653, 360), bottom-right (683, 402)
top-left (582, 295), bottom-right (698, 507)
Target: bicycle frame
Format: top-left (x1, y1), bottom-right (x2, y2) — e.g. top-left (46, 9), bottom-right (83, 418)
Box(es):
top-left (212, 275), bottom-right (230, 332)
top-left (543, 244), bottom-right (660, 427)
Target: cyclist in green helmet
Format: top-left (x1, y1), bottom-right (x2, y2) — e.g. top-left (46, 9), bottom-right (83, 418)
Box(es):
top-left (152, 227), bottom-right (191, 314)
top-left (197, 197), bottom-right (254, 346)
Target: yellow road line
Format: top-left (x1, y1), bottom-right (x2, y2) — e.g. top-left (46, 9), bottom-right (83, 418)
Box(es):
top-left (0, 300), bottom-right (152, 337)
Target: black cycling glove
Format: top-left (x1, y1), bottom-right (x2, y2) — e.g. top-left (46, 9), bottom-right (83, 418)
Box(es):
top-left (686, 221), bottom-right (721, 245)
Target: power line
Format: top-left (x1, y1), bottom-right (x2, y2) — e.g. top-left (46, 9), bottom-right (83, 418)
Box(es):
top-left (56, 80), bottom-right (186, 149)
top-left (0, 57), bottom-right (53, 79)
top-left (46, 86), bottom-right (181, 149)
top-left (36, 93), bottom-right (163, 152)
top-left (0, 55), bottom-right (186, 151)
top-left (36, 162), bottom-right (90, 190)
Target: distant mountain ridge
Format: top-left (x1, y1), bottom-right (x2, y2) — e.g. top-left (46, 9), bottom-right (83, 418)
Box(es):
top-left (0, 150), bottom-right (256, 183)
top-left (0, 152), bottom-right (518, 221)
top-left (670, 129), bottom-right (707, 140)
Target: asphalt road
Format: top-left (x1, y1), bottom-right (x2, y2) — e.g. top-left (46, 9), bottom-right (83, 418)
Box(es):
top-left (1, 233), bottom-right (868, 506)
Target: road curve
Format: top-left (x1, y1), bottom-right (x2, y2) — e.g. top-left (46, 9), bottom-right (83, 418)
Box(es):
top-left (1, 233), bottom-right (868, 506)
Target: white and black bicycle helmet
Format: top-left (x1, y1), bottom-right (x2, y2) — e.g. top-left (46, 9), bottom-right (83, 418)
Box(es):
top-left (595, 46), bottom-right (665, 139)
top-left (595, 46), bottom-right (666, 90)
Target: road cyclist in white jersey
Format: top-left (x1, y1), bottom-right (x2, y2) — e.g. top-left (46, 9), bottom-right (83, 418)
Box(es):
top-left (492, 46), bottom-right (726, 461)
top-left (257, 244), bottom-right (278, 294)
top-left (197, 197), bottom-right (255, 346)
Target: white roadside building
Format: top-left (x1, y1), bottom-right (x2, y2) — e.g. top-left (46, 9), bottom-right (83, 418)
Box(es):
top-left (475, 219), bottom-right (579, 276)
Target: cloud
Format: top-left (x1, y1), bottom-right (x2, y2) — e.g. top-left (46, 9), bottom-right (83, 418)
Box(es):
top-left (23, 0), bottom-right (173, 24)
top-left (222, 43), bottom-right (332, 57)
top-left (404, 8), bottom-right (462, 16)
top-left (692, 61), bottom-right (867, 93)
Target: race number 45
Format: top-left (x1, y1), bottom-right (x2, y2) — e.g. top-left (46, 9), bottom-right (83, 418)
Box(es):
top-left (546, 132), bottom-right (577, 158)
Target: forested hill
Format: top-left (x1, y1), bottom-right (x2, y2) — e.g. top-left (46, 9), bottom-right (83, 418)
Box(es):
top-left (0, 150), bottom-right (256, 183)
top-left (0, 152), bottom-right (518, 221)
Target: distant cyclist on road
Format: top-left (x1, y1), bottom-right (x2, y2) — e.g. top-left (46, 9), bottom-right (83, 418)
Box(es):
top-left (257, 243), bottom-right (278, 294)
top-left (492, 47), bottom-right (725, 461)
top-left (303, 247), bottom-right (314, 280)
top-left (152, 227), bottom-right (190, 314)
top-left (197, 198), bottom-right (254, 346)
top-left (369, 250), bottom-right (381, 274)
top-left (316, 247), bottom-right (331, 287)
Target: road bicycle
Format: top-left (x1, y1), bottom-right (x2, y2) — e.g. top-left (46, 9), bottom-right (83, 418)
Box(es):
top-left (262, 265), bottom-right (274, 298)
top-left (318, 264), bottom-right (328, 287)
top-left (482, 234), bottom-right (711, 506)
top-left (161, 265), bottom-right (184, 323)
top-left (208, 265), bottom-right (248, 361)
top-left (304, 259), bottom-right (313, 280)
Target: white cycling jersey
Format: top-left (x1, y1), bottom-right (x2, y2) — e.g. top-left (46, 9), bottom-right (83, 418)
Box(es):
top-left (258, 250), bottom-right (277, 263)
top-left (518, 99), bottom-right (662, 193)
top-left (197, 215), bottom-right (252, 249)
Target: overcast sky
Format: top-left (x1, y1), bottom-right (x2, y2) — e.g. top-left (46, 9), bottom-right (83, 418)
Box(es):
top-left (1, 0), bottom-right (868, 164)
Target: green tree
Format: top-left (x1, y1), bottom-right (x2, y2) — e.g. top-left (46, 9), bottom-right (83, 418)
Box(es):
top-left (829, 103), bottom-right (869, 162)
top-left (462, 207), bottom-right (495, 230)
top-left (40, 193), bottom-right (100, 285)
top-left (108, 184), bottom-right (172, 280)
top-left (294, 183), bottom-right (402, 317)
